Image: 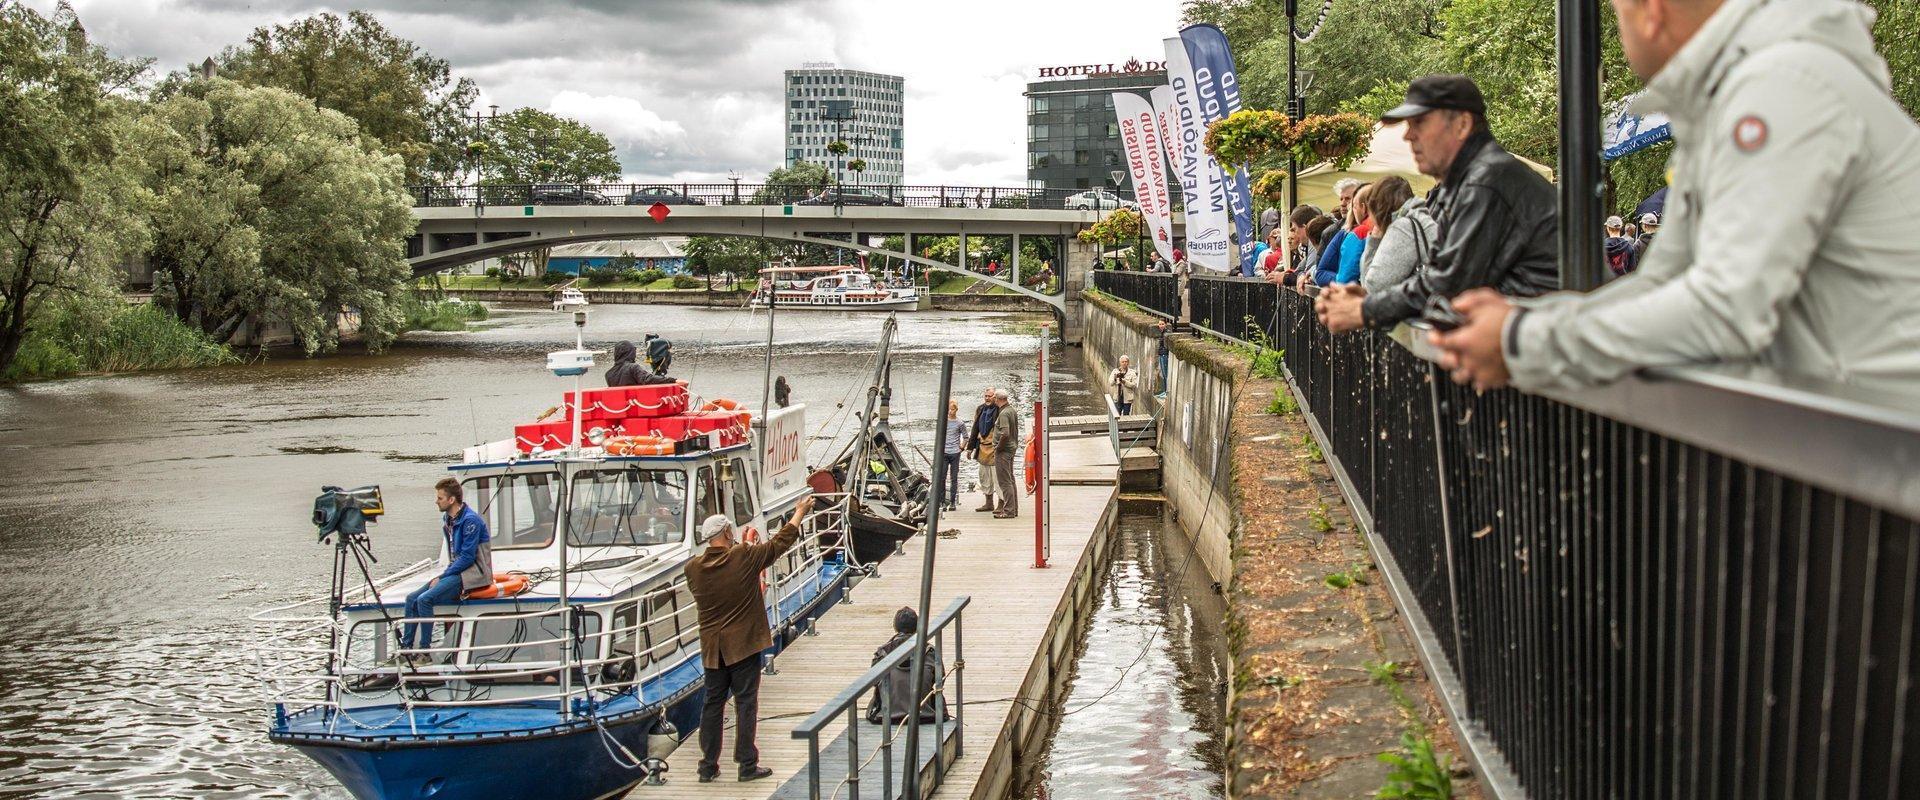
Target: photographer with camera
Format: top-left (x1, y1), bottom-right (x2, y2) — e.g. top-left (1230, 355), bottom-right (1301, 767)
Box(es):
top-left (395, 478), bottom-right (493, 667)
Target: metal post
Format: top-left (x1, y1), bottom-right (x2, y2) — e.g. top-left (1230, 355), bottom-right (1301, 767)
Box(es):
top-left (1034, 327), bottom-right (1051, 568)
top-left (1285, 0), bottom-right (1299, 216)
top-left (903, 356), bottom-right (954, 800)
top-left (1558, 0), bottom-right (1605, 291)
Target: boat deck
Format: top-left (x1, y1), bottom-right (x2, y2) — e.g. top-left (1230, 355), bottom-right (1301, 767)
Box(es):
top-left (631, 433), bottom-right (1119, 799)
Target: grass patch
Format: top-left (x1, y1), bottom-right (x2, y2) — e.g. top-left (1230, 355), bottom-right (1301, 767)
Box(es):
top-left (1309, 502), bottom-right (1334, 533)
top-left (1265, 386), bottom-right (1298, 415)
top-left (404, 298), bottom-right (489, 332)
top-left (1301, 431), bottom-right (1324, 462)
top-left (931, 275), bottom-right (980, 294)
top-left (1378, 732), bottom-right (1455, 799)
top-left (3, 302), bottom-right (237, 382)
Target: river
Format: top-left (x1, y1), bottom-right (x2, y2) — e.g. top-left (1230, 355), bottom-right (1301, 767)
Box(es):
top-left (0, 303), bottom-right (1220, 798)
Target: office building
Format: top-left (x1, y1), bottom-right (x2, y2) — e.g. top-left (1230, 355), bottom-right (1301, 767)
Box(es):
top-left (1024, 69), bottom-right (1166, 193)
top-left (784, 65), bottom-right (904, 186)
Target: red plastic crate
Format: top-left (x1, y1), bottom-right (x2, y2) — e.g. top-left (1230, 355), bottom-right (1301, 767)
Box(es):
top-left (564, 383), bottom-right (690, 421)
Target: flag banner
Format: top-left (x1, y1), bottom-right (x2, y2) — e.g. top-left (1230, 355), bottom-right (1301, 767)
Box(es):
top-left (1114, 92), bottom-right (1176, 263)
top-left (1162, 37), bottom-right (1233, 271)
top-left (1603, 91), bottom-right (1673, 160)
top-left (1180, 23), bottom-right (1258, 275)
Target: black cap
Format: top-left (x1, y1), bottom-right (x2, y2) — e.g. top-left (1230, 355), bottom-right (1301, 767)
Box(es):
top-left (1381, 74), bottom-right (1487, 122)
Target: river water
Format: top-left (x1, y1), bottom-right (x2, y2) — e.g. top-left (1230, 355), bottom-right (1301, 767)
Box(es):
top-left (0, 303), bottom-right (1221, 798)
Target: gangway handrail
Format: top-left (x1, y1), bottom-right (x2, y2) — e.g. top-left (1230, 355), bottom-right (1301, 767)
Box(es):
top-left (790, 595), bottom-right (968, 800)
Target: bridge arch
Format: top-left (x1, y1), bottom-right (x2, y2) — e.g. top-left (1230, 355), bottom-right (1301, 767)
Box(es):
top-left (409, 226), bottom-right (1066, 312)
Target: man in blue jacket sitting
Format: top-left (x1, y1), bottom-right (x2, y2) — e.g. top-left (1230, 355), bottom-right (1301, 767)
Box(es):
top-left (397, 478), bottom-right (493, 667)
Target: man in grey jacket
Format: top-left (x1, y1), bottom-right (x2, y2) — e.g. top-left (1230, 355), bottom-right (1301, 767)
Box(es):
top-left (1434, 0), bottom-right (1920, 399)
top-left (989, 389), bottom-right (1021, 518)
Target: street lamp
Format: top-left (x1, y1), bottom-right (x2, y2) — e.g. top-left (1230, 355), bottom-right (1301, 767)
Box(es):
top-left (727, 169), bottom-right (742, 205)
top-left (822, 100), bottom-right (857, 211)
top-left (464, 103), bottom-right (501, 208)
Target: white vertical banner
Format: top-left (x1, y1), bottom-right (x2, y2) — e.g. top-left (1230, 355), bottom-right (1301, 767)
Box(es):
top-left (1113, 92), bottom-right (1175, 263)
top-left (1162, 37), bottom-right (1233, 271)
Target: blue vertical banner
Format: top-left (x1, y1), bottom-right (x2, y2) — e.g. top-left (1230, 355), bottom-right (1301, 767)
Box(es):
top-left (1179, 24), bottom-right (1257, 276)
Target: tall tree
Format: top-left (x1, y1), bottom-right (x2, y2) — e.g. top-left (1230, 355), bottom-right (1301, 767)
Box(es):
top-left (139, 79), bottom-right (416, 353)
top-left (474, 107), bottom-right (622, 184)
top-left (0, 2), bottom-right (154, 374)
top-left (211, 10), bottom-right (478, 184)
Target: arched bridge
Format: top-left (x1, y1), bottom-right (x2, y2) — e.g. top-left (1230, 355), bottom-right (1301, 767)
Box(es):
top-left (405, 183), bottom-right (1184, 343)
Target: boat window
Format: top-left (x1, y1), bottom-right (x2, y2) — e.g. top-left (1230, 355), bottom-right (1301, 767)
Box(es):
top-left (641, 590), bottom-right (680, 663)
top-left (693, 466), bottom-right (722, 525)
top-left (568, 468), bottom-right (688, 548)
top-left (469, 610), bottom-right (602, 675)
top-left (610, 601), bottom-right (637, 667)
top-left (465, 473), bottom-right (557, 550)
top-left (728, 458), bottom-right (755, 527)
top-left (345, 617), bottom-right (463, 671)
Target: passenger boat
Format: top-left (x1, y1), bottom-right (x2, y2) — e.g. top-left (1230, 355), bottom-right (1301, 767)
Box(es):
top-left (255, 313), bottom-right (850, 800)
top-left (749, 264), bottom-right (919, 311)
top-left (553, 286), bottom-right (589, 311)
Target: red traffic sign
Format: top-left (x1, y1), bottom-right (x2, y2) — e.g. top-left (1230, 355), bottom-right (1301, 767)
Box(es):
top-left (647, 202), bottom-right (671, 223)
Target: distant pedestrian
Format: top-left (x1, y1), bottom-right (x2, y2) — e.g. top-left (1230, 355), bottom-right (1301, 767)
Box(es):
top-left (1603, 216), bottom-right (1639, 276)
top-left (1155, 320), bottom-right (1171, 397)
top-left (773, 376), bottom-right (792, 408)
top-left (1636, 212), bottom-right (1660, 252)
top-left (644, 333), bottom-right (673, 376)
top-left (989, 389), bottom-right (1021, 519)
top-left (1109, 355), bottom-right (1139, 415)
top-left (941, 399), bottom-right (964, 511)
top-left (965, 388), bottom-right (1001, 512)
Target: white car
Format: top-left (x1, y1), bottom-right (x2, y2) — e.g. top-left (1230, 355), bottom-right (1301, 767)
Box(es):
top-left (1065, 189), bottom-right (1140, 211)
top-left (553, 287), bottom-right (589, 311)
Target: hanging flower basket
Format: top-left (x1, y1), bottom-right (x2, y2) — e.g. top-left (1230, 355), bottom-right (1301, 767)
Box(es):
top-left (1251, 170), bottom-right (1288, 202)
top-left (1291, 113), bottom-right (1374, 171)
top-left (1204, 109), bottom-right (1295, 170)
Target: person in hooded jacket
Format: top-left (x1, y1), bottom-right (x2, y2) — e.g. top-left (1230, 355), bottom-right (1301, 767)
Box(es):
top-left (605, 340), bottom-right (675, 387)
top-left (1603, 216), bottom-right (1641, 276)
top-left (1434, 0), bottom-right (1920, 399)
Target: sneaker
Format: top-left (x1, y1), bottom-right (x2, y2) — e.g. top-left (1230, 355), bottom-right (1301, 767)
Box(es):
top-left (698, 772), bottom-right (718, 784)
top-left (739, 766), bottom-right (773, 782)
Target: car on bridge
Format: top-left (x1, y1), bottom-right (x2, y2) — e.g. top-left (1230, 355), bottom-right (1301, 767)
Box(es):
top-left (796, 187), bottom-right (903, 207)
top-left (1064, 189), bottom-right (1139, 212)
top-left (623, 187), bottom-right (706, 206)
top-left (531, 185), bottom-right (614, 205)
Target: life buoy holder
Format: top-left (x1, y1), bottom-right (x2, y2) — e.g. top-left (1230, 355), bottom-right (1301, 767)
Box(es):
top-left (700, 397), bottom-right (754, 428)
top-left (605, 435), bottom-right (676, 456)
top-left (463, 572), bottom-right (531, 600)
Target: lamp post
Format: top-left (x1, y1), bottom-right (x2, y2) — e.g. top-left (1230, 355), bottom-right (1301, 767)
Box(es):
top-left (727, 169), bottom-right (742, 206)
top-left (464, 103), bottom-right (500, 211)
top-left (1286, 0), bottom-right (1300, 213)
top-left (822, 100), bottom-right (856, 212)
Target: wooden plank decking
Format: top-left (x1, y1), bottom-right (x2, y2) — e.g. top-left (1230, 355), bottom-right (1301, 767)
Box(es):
top-left (630, 434), bottom-right (1119, 800)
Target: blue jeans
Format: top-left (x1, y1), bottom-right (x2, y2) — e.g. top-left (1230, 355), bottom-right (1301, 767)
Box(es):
top-left (1115, 401), bottom-right (1132, 416)
top-left (401, 575), bottom-right (465, 653)
top-left (941, 452), bottom-right (961, 505)
top-left (1156, 352), bottom-right (1169, 393)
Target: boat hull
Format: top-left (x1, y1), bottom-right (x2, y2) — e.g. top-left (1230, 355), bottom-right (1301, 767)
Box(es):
top-left (748, 296), bottom-right (919, 312)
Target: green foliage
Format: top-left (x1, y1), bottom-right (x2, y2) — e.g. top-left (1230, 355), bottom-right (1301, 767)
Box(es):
top-left (3, 301), bottom-right (236, 382)
top-left (140, 79), bottom-right (415, 355)
top-left (541, 270), bottom-right (574, 285)
top-left (826, 140), bottom-right (850, 156)
top-left (1252, 169), bottom-right (1289, 202)
top-left (1309, 502), bottom-right (1333, 532)
top-left (634, 268), bottom-right (666, 285)
top-left (847, 158), bottom-right (867, 173)
top-left (200, 10), bottom-right (478, 184)
top-left (0, 2), bottom-right (156, 375)
top-left (1378, 732), bottom-right (1455, 800)
top-left (484, 266), bottom-right (502, 280)
top-left (1077, 207), bottom-right (1146, 247)
top-left (684, 236), bottom-right (767, 276)
top-left (582, 267), bottom-right (620, 286)
top-left (670, 274), bottom-right (702, 290)
top-left (400, 295), bottom-right (487, 333)
top-left (1266, 389), bottom-right (1298, 416)
top-left (473, 107), bottom-right (621, 184)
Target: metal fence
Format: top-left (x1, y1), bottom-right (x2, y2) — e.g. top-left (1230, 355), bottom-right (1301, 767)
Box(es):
top-left (1088, 270), bottom-right (1180, 321)
top-left (408, 182), bottom-right (1168, 212)
top-left (1099, 273), bottom-right (1920, 798)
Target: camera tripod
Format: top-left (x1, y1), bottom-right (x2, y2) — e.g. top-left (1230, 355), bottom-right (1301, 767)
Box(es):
top-left (323, 530), bottom-right (388, 696)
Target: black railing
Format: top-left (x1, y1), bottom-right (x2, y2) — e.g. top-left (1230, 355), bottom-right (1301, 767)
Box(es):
top-left (407, 182), bottom-right (1172, 212)
top-left (1101, 274), bottom-right (1920, 798)
top-left (1287, 287), bottom-right (1920, 799)
top-left (1089, 270), bottom-right (1180, 321)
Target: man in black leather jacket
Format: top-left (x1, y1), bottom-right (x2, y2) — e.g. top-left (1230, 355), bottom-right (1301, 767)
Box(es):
top-left (1317, 75), bottom-right (1559, 332)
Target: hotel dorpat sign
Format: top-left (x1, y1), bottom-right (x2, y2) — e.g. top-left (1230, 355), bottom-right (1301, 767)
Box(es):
top-left (1037, 58), bottom-right (1166, 79)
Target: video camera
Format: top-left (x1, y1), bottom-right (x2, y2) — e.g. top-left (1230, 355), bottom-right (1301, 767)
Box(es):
top-left (313, 485), bottom-right (385, 542)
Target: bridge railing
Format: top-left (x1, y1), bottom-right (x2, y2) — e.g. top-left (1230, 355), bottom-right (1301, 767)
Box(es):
top-left (1099, 275), bottom-right (1920, 798)
top-left (407, 183), bottom-right (1176, 212)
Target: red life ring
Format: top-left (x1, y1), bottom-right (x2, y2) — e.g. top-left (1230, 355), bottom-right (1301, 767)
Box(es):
top-left (462, 572), bottom-right (530, 600)
top-left (700, 397), bottom-right (754, 428)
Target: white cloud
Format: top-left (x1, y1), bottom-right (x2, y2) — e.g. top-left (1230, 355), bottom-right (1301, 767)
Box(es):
top-left (36, 0), bottom-right (1184, 185)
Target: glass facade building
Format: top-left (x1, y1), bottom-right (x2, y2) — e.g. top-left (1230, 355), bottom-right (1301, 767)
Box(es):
top-left (784, 67), bottom-right (905, 187)
top-left (1024, 71), bottom-right (1165, 193)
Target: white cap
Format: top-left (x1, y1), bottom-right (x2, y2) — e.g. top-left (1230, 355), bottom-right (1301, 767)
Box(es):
top-left (1639, 212), bottom-right (1660, 226)
top-left (699, 514), bottom-right (732, 541)
top-left (1604, 215), bottom-right (1624, 229)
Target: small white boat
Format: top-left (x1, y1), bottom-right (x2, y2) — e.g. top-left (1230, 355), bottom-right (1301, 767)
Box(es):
top-left (750, 264), bottom-right (919, 311)
top-left (553, 287), bottom-right (589, 312)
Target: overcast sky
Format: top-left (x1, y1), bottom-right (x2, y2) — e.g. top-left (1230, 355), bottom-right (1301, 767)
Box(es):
top-left (38, 0), bottom-right (1185, 185)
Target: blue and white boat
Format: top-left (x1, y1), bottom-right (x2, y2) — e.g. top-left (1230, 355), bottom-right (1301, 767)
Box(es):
top-left (255, 314), bottom-right (853, 800)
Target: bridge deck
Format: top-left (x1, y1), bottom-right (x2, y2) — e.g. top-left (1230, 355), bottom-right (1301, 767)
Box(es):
top-left (633, 433), bottom-right (1117, 799)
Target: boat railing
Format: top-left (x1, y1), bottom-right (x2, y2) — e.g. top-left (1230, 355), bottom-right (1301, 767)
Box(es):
top-left (791, 596), bottom-right (968, 800)
top-left (258, 514), bottom-right (850, 723)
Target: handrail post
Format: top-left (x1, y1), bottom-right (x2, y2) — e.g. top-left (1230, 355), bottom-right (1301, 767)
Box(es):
top-left (953, 607), bottom-right (965, 760)
top-left (881, 676), bottom-right (894, 800)
top-left (847, 710), bottom-right (860, 799)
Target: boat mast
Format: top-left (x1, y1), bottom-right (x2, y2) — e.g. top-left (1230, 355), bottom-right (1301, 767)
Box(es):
top-left (757, 262), bottom-right (778, 480)
top-left (844, 315), bottom-right (898, 519)
top-left (545, 310), bottom-right (596, 721)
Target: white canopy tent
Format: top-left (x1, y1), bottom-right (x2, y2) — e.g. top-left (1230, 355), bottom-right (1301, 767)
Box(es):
top-left (1286, 124), bottom-right (1555, 213)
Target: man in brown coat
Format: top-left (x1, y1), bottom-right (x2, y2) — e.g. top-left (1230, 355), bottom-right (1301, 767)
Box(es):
top-left (684, 495), bottom-right (814, 783)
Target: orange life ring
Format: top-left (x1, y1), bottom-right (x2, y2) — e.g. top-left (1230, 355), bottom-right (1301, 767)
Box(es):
top-left (701, 398), bottom-right (754, 428)
top-left (463, 572), bottom-right (530, 600)
top-left (604, 435), bottom-right (676, 456)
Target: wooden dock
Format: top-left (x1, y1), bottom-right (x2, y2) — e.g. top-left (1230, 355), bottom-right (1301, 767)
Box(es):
top-left (634, 433), bottom-right (1120, 800)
